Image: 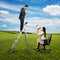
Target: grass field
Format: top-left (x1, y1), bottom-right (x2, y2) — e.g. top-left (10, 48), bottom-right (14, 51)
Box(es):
top-left (0, 31), bottom-right (60, 60)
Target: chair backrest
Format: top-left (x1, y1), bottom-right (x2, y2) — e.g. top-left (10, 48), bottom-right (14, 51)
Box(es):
top-left (48, 34), bottom-right (52, 45)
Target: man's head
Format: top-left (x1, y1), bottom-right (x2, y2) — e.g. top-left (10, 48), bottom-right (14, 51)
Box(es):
top-left (24, 5), bottom-right (29, 10)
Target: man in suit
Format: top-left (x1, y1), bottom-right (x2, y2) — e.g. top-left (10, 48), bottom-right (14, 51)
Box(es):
top-left (19, 5), bottom-right (29, 31)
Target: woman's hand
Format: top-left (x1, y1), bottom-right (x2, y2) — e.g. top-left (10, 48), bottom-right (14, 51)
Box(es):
top-left (36, 28), bottom-right (41, 35)
top-left (37, 28), bottom-right (41, 30)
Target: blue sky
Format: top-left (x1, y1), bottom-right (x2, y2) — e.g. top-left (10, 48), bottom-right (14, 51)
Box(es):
top-left (0, 0), bottom-right (60, 33)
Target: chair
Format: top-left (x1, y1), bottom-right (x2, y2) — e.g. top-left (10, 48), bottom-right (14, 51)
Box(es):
top-left (43, 34), bottom-right (52, 50)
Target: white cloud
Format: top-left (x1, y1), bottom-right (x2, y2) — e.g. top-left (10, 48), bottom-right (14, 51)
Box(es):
top-left (0, 12), bottom-right (60, 26)
top-left (28, 6), bottom-right (41, 11)
top-left (2, 24), bottom-right (7, 28)
top-left (5, 17), bottom-right (60, 33)
top-left (0, 1), bottom-right (22, 12)
top-left (27, 10), bottom-right (36, 14)
top-left (25, 17), bottom-right (60, 33)
top-left (0, 1), bottom-right (43, 15)
top-left (25, 17), bottom-right (60, 27)
top-left (0, 1), bottom-right (60, 33)
top-left (6, 26), bottom-right (35, 33)
top-left (47, 27), bottom-right (60, 33)
top-left (0, 14), bottom-right (20, 24)
top-left (0, 10), bottom-right (10, 15)
top-left (0, 24), bottom-right (7, 28)
top-left (43, 5), bottom-right (60, 16)
top-left (25, 26), bottom-right (35, 33)
top-left (6, 17), bottom-right (60, 33)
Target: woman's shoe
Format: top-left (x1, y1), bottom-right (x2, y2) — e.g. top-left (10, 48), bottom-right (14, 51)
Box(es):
top-left (34, 48), bottom-right (37, 50)
top-left (36, 49), bottom-right (40, 52)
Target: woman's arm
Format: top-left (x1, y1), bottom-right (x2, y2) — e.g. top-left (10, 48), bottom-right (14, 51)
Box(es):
top-left (36, 28), bottom-right (41, 35)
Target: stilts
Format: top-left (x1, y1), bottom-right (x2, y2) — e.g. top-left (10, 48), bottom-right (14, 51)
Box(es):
top-left (9, 22), bottom-right (29, 53)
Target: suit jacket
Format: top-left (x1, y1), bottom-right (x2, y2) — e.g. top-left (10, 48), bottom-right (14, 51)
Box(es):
top-left (19, 8), bottom-right (25, 19)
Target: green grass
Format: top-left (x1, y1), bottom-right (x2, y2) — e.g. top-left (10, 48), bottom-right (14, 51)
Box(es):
top-left (0, 31), bottom-right (60, 60)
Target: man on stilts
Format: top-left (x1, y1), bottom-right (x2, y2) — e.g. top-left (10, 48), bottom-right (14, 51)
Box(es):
top-left (19, 5), bottom-right (29, 31)
top-left (9, 5), bottom-right (29, 53)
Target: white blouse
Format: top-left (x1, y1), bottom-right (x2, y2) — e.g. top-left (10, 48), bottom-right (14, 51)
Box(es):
top-left (38, 30), bottom-right (46, 39)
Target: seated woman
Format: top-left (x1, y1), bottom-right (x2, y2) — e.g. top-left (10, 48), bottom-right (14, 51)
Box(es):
top-left (35, 26), bottom-right (46, 52)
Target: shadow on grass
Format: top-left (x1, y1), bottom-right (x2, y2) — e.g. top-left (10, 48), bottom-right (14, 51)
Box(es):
top-left (38, 48), bottom-right (52, 53)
